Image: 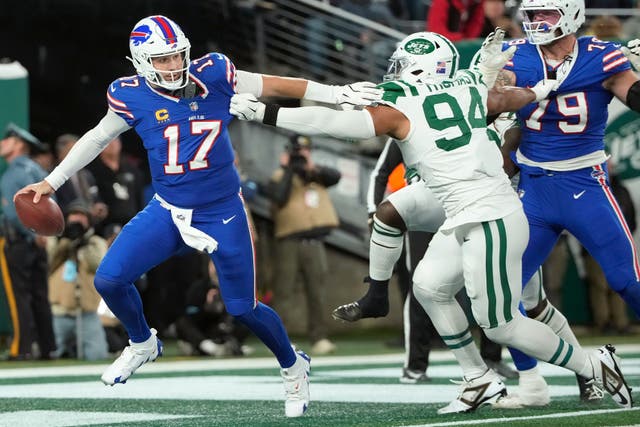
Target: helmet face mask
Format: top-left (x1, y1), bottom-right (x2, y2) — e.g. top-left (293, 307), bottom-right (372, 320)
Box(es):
top-left (128, 15), bottom-right (191, 90)
top-left (519, 0), bottom-right (585, 45)
top-left (384, 32), bottom-right (459, 84)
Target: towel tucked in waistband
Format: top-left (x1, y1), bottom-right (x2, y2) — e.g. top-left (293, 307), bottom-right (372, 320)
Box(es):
top-left (154, 194), bottom-right (218, 253)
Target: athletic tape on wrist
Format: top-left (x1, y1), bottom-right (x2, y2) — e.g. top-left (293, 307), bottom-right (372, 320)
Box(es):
top-left (627, 80), bottom-right (640, 113)
top-left (263, 104), bottom-right (280, 126)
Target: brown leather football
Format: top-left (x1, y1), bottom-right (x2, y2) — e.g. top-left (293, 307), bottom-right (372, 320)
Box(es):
top-left (14, 192), bottom-right (65, 236)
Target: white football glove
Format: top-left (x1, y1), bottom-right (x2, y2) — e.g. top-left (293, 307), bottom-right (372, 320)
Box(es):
top-left (335, 81), bottom-right (383, 110)
top-left (230, 93), bottom-right (266, 121)
top-left (621, 39), bottom-right (640, 71)
top-left (477, 28), bottom-right (517, 88)
top-left (529, 79), bottom-right (558, 102)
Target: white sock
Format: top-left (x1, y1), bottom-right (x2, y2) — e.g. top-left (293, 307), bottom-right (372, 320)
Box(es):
top-left (532, 301), bottom-right (580, 347)
top-left (519, 365), bottom-right (541, 380)
top-left (414, 292), bottom-right (486, 379)
top-left (369, 215), bottom-right (404, 281)
top-left (485, 314), bottom-right (591, 378)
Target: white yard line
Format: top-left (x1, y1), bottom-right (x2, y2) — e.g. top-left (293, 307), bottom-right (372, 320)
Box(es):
top-left (1, 344), bottom-right (639, 379)
top-left (0, 411), bottom-right (198, 427)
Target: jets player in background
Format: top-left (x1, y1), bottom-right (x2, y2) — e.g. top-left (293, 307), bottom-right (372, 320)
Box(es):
top-left (492, 0), bottom-right (640, 402)
top-left (15, 15), bottom-right (382, 418)
top-left (230, 30), bottom-right (633, 413)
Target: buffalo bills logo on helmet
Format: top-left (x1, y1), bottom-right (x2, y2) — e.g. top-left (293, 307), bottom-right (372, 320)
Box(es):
top-left (130, 25), bottom-right (152, 46)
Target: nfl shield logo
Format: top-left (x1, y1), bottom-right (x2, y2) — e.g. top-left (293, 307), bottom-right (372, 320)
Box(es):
top-left (436, 61), bottom-right (447, 74)
top-left (189, 102), bottom-right (199, 111)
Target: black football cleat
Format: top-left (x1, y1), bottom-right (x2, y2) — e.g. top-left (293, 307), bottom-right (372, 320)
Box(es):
top-left (332, 301), bottom-right (363, 322)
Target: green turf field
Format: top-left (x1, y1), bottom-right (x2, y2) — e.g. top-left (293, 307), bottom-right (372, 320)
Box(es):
top-left (0, 340), bottom-right (639, 427)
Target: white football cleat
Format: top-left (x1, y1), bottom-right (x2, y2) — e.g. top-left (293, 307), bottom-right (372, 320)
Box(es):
top-left (438, 369), bottom-right (507, 414)
top-left (281, 348), bottom-right (311, 417)
top-left (589, 344), bottom-right (633, 408)
top-left (101, 328), bottom-right (163, 385)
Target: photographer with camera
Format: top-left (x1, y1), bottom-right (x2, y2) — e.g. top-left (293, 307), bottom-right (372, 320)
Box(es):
top-left (175, 258), bottom-right (252, 357)
top-left (267, 134), bottom-right (341, 355)
top-left (48, 199), bottom-right (108, 360)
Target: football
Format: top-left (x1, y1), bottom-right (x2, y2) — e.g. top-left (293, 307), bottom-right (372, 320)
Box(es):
top-left (14, 192), bottom-right (65, 236)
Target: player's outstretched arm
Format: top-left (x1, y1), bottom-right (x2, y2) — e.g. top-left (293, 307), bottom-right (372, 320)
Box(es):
top-left (230, 93), bottom-right (407, 140)
top-left (262, 76), bottom-right (383, 109)
top-left (16, 110), bottom-right (130, 203)
top-left (236, 71), bottom-right (382, 109)
top-left (487, 80), bottom-right (556, 115)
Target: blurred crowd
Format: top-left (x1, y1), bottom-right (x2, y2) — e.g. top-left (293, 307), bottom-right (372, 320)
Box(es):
top-left (320, 0), bottom-right (640, 40)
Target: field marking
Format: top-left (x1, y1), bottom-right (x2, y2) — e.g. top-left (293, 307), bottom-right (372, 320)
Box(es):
top-left (1, 344), bottom-right (639, 379)
top-left (406, 407), bottom-right (640, 427)
top-left (0, 410), bottom-right (198, 427)
top-left (0, 376), bottom-right (595, 404)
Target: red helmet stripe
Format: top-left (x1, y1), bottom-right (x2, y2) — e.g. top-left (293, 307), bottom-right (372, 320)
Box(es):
top-left (151, 16), bottom-right (177, 44)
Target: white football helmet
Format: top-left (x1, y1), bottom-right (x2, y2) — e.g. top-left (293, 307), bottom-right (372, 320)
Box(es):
top-left (128, 15), bottom-right (191, 90)
top-left (519, 0), bottom-right (585, 45)
top-left (384, 32), bottom-right (459, 84)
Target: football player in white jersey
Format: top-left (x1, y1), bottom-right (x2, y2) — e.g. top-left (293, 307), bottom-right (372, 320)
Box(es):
top-left (230, 30), bottom-right (633, 413)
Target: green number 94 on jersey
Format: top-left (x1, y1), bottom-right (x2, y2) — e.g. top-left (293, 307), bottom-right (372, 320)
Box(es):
top-left (379, 79), bottom-right (486, 152)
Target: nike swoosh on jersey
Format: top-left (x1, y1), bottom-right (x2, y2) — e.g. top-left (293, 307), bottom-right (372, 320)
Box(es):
top-left (222, 215), bottom-right (236, 224)
top-left (573, 190), bottom-right (586, 199)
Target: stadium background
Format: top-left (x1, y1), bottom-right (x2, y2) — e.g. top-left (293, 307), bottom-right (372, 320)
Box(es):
top-left (1, 0), bottom-right (639, 333)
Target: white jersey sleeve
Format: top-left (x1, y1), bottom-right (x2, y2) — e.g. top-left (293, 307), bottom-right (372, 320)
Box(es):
top-left (235, 70), bottom-right (263, 96)
top-left (45, 110), bottom-right (130, 190)
top-left (275, 106), bottom-right (376, 140)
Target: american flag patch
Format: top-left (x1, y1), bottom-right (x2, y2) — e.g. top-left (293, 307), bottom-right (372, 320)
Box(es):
top-left (436, 61), bottom-right (447, 74)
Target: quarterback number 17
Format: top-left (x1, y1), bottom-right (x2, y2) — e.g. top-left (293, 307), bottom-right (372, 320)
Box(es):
top-left (163, 120), bottom-right (222, 174)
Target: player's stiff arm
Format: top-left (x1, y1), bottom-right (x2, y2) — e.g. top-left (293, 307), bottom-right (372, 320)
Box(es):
top-left (231, 30), bottom-right (633, 413)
